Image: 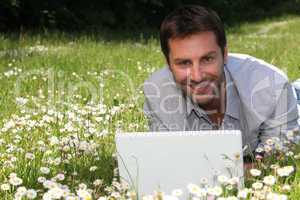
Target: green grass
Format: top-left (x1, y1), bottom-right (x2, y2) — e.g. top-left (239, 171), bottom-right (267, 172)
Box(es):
top-left (0, 14), bottom-right (300, 199)
top-left (227, 14), bottom-right (300, 80)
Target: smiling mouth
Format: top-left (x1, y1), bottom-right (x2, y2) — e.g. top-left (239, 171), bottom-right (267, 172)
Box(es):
top-left (189, 82), bottom-right (213, 94)
top-left (192, 86), bottom-right (211, 94)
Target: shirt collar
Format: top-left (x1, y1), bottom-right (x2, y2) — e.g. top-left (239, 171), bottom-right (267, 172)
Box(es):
top-left (186, 66), bottom-right (240, 120)
top-left (186, 94), bottom-right (206, 117)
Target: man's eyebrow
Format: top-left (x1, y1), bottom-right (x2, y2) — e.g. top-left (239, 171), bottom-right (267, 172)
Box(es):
top-left (173, 51), bottom-right (218, 62)
top-left (174, 58), bottom-right (190, 62)
top-left (201, 51), bottom-right (217, 58)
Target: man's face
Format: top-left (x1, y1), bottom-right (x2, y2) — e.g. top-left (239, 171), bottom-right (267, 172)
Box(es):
top-left (168, 31), bottom-right (227, 108)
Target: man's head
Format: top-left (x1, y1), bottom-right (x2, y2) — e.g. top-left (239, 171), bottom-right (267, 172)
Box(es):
top-left (159, 5), bottom-right (228, 108)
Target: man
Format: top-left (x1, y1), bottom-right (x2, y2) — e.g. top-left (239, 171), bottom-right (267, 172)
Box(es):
top-left (143, 5), bottom-right (299, 158)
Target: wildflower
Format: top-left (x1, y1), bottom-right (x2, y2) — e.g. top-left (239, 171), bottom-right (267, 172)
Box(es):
top-left (142, 195), bottom-right (154, 200)
top-left (55, 173), bottom-right (65, 181)
top-left (250, 169), bottom-right (261, 177)
top-left (282, 184), bottom-right (291, 192)
top-left (263, 175), bottom-right (276, 186)
top-left (16, 97), bottom-right (28, 106)
top-left (197, 188), bottom-right (208, 197)
top-left (252, 190), bottom-right (264, 199)
top-left (40, 167), bottom-right (50, 174)
top-left (277, 166), bottom-right (294, 177)
top-left (78, 183), bottom-right (87, 190)
top-left (26, 189), bottom-right (38, 199)
top-left (25, 153), bottom-right (35, 160)
top-left (270, 164), bottom-right (280, 170)
top-left (65, 195), bottom-right (79, 200)
top-left (187, 183), bottom-right (201, 196)
top-left (294, 153), bottom-right (300, 159)
top-left (237, 189), bottom-right (249, 199)
top-left (53, 157), bottom-right (61, 165)
top-left (171, 189), bottom-right (183, 197)
top-left (162, 195), bottom-right (179, 200)
top-left (9, 173), bottom-right (17, 179)
top-left (9, 177), bottom-right (23, 186)
top-left (120, 180), bottom-right (129, 190)
top-left (16, 186), bottom-right (27, 197)
top-left (255, 147), bottom-right (264, 153)
top-left (98, 197), bottom-right (108, 200)
top-left (126, 191), bottom-right (137, 199)
top-left (266, 192), bottom-right (287, 200)
top-left (217, 175), bottom-right (228, 184)
top-left (43, 180), bottom-right (57, 189)
top-left (234, 152), bottom-right (241, 160)
top-left (47, 187), bottom-right (64, 199)
top-left (264, 145), bottom-right (272, 153)
top-left (37, 176), bottom-right (47, 183)
top-left (226, 197), bottom-right (238, 200)
top-left (77, 189), bottom-right (92, 200)
top-left (286, 131), bottom-right (294, 140)
top-left (279, 194), bottom-right (288, 200)
top-left (265, 138), bottom-right (274, 146)
top-left (227, 177), bottom-right (239, 185)
top-left (286, 151), bottom-right (294, 157)
top-left (208, 186), bottom-right (223, 197)
top-left (252, 182), bottom-right (263, 190)
top-left (49, 136), bottom-right (59, 146)
top-left (226, 185), bottom-right (234, 191)
top-left (93, 179), bottom-right (103, 186)
top-left (89, 166), bottom-right (98, 172)
top-left (1, 183), bottom-right (10, 191)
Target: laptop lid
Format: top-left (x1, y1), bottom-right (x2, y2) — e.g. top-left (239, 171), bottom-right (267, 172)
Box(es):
top-left (115, 130), bottom-right (244, 197)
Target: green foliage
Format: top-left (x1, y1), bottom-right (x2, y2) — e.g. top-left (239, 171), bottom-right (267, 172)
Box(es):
top-left (0, 14), bottom-right (300, 199)
top-left (0, 0), bottom-right (300, 31)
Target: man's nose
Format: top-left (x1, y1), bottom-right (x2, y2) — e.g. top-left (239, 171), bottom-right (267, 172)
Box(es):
top-left (189, 64), bottom-right (204, 83)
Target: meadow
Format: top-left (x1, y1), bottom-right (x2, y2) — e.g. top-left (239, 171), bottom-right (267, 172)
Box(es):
top-left (0, 14), bottom-right (300, 199)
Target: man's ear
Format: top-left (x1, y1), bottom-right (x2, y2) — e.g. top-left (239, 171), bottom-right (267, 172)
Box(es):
top-left (166, 58), bottom-right (170, 67)
top-left (166, 57), bottom-right (172, 69)
top-left (223, 47), bottom-right (228, 64)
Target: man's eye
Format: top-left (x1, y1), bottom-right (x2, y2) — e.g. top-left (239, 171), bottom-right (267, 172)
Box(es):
top-left (203, 56), bottom-right (214, 63)
top-left (179, 61), bottom-right (191, 66)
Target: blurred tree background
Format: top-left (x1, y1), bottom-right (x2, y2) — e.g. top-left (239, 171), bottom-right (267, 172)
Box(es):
top-left (0, 0), bottom-right (300, 32)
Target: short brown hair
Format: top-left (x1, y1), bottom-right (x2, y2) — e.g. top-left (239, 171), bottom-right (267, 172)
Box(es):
top-left (160, 5), bottom-right (227, 64)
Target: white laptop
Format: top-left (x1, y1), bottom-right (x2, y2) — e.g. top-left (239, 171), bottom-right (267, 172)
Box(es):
top-left (115, 130), bottom-right (244, 197)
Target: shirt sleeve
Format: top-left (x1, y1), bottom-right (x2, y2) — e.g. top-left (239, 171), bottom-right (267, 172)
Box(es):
top-left (258, 82), bottom-right (299, 144)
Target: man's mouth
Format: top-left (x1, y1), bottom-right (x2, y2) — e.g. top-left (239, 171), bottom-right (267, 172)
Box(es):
top-left (189, 81), bottom-right (213, 94)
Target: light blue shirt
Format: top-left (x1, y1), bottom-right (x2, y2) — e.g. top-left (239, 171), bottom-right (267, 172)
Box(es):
top-left (185, 66), bottom-right (241, 131)
top-left (143, 53), bottom-right (299, 153)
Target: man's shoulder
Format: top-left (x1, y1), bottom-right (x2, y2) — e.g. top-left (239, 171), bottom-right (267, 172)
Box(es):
top-left (143, 66), bottom-right (179, 96)
top-left (228, 53), bottom-right (288, 82)
top-left (144, 66), bottom-right (174, 84)
top-left (227, 53), bottom-right (291, 122)
top-left (143, 66), bottom-right (186, 131)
